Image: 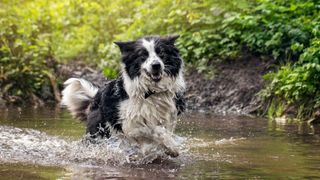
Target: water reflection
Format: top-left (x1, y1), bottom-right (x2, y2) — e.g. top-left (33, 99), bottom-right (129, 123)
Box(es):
top-left (268, 116), bottom-right (320, 135)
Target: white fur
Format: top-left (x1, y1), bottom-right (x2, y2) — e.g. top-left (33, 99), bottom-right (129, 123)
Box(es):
top-left (61, 78), bottom-right (98, 117)
top-left (141, 39), bottom-right (165, 73)
top-left (119, 63), bottom-right (185, 155)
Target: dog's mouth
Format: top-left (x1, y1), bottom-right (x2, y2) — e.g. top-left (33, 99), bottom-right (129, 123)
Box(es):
top-left (144, 70), bottom-right (162, 82)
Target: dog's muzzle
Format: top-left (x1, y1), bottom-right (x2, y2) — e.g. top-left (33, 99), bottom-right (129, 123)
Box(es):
top-left (145, 61), bottom-right (163, 82)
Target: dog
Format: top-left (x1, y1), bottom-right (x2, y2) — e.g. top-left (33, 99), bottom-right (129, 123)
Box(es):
top-left (61, 35), bottom-right (186, 157)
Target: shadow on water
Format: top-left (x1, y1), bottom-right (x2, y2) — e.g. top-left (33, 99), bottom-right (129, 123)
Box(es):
top-left (0, 107), bottom-right (320, 179)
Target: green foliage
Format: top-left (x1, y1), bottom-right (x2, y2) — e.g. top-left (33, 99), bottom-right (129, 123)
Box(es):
top-left (0, 4), bottom-right (54, 101)
top-left (0, 0), bottom-right (247, 103)
top-left (0, 0), bottom-right (142, 102)
top-left (112, 0), bottom-right (249, 73)
top-left (1, 0), bottom-right (319, 118)
top-left (222, 0), bottom-right (319, 60)
top-left (262, 62), bottom-right (320, 118)
top-left (239, 0), bottom-right (320, 119)
top-left (267, 100), bottom-right (285, 119)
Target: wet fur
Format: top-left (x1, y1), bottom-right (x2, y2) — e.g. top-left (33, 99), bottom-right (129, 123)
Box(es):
top-left (61, 35), bottom-right (186, 157)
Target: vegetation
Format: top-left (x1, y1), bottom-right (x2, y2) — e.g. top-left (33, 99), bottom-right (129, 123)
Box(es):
top-left (0, 0), bottom-right (247, 104)
top-left (1, 0), bottom-right (319, 119)
top-left (243, 0), bottom-right (320, 119)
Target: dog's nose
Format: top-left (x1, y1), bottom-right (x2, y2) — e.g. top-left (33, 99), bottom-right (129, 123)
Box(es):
top-left (151, 62), bottom-right (161, 71)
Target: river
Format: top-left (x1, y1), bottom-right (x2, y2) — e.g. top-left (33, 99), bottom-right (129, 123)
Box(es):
top-left (0, 107), bottom-right (320, 179)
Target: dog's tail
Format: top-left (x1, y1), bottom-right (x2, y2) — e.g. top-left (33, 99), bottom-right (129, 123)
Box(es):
top-left (61, 78), bottom-right (98, 121)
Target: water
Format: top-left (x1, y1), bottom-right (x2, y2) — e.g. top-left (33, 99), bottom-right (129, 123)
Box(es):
top-left (1, 107), bottom-right (320, 179)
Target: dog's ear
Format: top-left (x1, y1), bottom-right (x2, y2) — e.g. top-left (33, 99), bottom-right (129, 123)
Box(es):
top-left (114, 41), bottom-right (135, 54)
top-left (162, 35), bottom-right (180, 45)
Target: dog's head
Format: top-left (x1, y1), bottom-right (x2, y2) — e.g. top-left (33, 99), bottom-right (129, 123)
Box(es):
top-left (115, 35), bottom-right (185, 97)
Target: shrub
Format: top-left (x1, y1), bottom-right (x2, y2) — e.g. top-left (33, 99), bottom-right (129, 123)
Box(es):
top-left (243, 0), bottom-right (320, 119)
top-left (262, 62), bottom-right (320, 118)
top-left (215, 0), bottom-right (320, 119)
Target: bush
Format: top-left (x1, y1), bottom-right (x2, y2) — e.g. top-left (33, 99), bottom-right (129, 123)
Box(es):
top-left (0, 5), bottom-right (54, 102)
top-left (0, 0), bottom-right (141, 103)
top-left (261, 62), bottom-right (320, 118)
top-left (234, 0), bottom-right (320, 119)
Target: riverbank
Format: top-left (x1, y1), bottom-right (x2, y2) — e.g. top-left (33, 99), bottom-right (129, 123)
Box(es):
top-left (186, 55), bottom-right (274, 114)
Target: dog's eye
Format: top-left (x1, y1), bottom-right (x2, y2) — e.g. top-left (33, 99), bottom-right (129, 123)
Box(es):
top-left (155, 47), bottom-right (162, 54)
top-left (155, 47), bottom-right (166, 59)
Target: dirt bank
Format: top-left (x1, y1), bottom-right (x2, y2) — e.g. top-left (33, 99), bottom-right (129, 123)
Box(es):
top-left (185, 56), bottom-right (274, 114)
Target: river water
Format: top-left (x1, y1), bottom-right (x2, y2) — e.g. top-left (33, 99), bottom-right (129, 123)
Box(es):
top-left (0, 107), bottom-right (320, 179)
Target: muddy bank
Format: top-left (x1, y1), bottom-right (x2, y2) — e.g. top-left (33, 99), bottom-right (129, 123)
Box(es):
top-left (185, 56), bottom-right (274, 114)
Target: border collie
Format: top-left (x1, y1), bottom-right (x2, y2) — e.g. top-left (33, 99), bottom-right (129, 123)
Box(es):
top-left (61, 35), bottom-right (185, 157)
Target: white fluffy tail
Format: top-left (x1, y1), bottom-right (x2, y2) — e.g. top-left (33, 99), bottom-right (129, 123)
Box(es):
top-left (61, 78), bottom-right (98, 121)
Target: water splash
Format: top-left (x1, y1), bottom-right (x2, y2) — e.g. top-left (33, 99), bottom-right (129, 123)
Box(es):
top-left (0, 126), bottom-right (245, 168)
top-left (0, 126), bottom-right (188, 166)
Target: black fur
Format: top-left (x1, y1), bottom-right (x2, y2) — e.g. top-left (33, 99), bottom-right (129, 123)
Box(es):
top-left (175, 92), bottom-right (186, 115)
top-left (87, 78), bottom-right (128, 138)
top-left (154, 39), bottom-right (182, 77)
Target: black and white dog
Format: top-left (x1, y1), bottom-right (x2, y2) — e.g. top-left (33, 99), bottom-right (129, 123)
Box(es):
top-left (61, 35), bottom-right (185, 157)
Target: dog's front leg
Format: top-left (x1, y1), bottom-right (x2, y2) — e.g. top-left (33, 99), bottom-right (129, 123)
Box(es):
top-left (136, 127), bottom-right (179, 157)
top-left (123, 124), bottom-right (179, 157)
top-left (152, 126), bottom-right (179, 157)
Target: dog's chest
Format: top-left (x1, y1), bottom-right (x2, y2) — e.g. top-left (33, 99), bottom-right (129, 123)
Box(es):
top-left (119, 92), bottom-right (177, 131)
